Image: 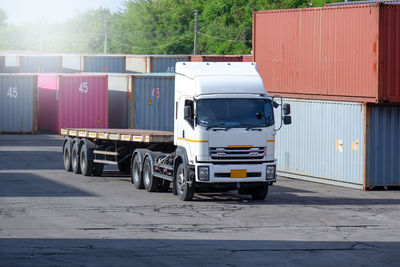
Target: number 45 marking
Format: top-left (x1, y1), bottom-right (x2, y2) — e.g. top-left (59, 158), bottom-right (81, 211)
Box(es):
top-left (7, 87), bottom-right (17, 98)
top-left (78, 82), bottom-right (88, 94)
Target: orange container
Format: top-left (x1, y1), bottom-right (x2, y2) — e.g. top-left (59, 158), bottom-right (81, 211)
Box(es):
top-left (253, 4), bottom-right (400, 103)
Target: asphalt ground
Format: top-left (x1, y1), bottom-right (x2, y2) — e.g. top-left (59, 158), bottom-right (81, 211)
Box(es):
top-left (0, 134), bottom-right (399, 266)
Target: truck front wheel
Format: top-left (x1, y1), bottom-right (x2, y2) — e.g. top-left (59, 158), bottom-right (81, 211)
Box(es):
top-left (176, 163), bottom-right (194, 201)
top-left (250, 186), bottom-right (269, 200)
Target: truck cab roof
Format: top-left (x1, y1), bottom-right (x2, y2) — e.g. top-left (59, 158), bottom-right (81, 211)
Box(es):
top-left (175, 62), bottom-right (267, 96)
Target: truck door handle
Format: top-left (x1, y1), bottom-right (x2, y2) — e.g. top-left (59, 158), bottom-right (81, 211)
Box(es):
top-left (182, 130), bottom-right (185, 139)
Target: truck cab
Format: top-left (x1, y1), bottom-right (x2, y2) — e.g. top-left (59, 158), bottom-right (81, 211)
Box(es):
top-left (173, 62), bottom-right (290, 200)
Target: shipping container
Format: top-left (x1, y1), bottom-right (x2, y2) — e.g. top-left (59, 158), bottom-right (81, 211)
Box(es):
top-left (4, 55), bottom-right (19, 73)
top-left (242, 55), bottom-right (253, 62)
top-left (190, 55), bottom-right (244, 62)
top-left (326, 1), bottom-right (400, 7)
top-left (0, 74), bottom-right (37, 133)
top-left (84, 56), bottom-right (126, 73)
top-left (62, 54), bottom-right (82, 73)
top-left (131, 73), bottom-right (175, 131)
top-left (38, 74), bottom-right (108, 133)
top-left (107, 74), bottom-right (132, 129)
top-left (151, 56), bottom-right (189, 73)
top-left (0, 56), bottom-right (5, 72)
top-left (126, 56), bottom-right (151, 73)
top-left (253, 4), bottom-right (400, 103)
top-left (275, 98), bottom-right (400, 190)
top-left (19, 56), bottom-right (62, 72)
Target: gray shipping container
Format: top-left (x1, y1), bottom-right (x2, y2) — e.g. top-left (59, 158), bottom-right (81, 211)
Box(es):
top-left (131, 73), bottom-right (175, 131)
top-left (275, 98), bottom-right (400, 190)
top-left (19, 56), bottom-right (62, 73)
top-left (0, 74), bottom-right (38, 133)
top-left (151, 56), bottom-right (189, 73)
top-left (0, 56), bottom-right (5, 72)
top-left (84, 56), bottom-right (126, 73)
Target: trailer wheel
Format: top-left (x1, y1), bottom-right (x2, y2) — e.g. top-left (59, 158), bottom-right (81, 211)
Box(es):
top-left (143, 157), bottom-right (159, 192)
top-left (131, 154), bottom-right (144, 189)
top-left (250, 186), bottom-right (269, 200)
top-left (176, 163), bottom-right (194, 201)
top-left (92, 163), bottom-right (104, 176)
top-left (71, 141), bottom-right (82, 174)
top-left (63, 139), bottom-right (72, 172)
top-left (158, 180), bottom-right (171, 192)
top-left (80, 143), bottom-right (93, 176)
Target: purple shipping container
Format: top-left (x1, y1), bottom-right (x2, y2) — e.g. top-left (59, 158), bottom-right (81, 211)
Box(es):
top-left (38, 74), bottom-right (108, 133)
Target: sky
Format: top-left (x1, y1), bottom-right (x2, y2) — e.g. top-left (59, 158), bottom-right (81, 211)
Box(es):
top-left (0, 0), bottom-right (126, 25)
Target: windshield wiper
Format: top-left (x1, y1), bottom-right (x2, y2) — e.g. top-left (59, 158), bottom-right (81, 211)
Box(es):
top-left (206, 123), bottom-right (227, 130)
top-left (246, 122), bottom-right (267, 130)
top-left (224, 123), bottom-right (246, 130)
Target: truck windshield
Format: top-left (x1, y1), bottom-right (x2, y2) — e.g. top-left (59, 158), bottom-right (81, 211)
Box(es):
top-left (196, 99), bottom-right (274, 129)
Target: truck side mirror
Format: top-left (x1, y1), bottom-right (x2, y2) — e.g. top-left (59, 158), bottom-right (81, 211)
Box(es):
top-left (283, 115), bottom-right (291, 125)
top-left (184, 106), bottom-right (191, 120)
top-left (283, 103), bottom-right (291, 115)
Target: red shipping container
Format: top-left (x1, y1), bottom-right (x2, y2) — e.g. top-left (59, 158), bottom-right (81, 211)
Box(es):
top-left (38, 74), bottom-right (108, 133)
top-left (253, 4), bottom-right (400, 103)
top-left (190, 55), bottom-right (244, 62)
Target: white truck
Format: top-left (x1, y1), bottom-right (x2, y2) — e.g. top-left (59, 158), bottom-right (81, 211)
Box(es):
top-left (61, 62), bottom-right (291, 201)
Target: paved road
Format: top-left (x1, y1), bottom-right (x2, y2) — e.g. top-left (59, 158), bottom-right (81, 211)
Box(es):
top-left (0, 134), bottom-right (399, 266)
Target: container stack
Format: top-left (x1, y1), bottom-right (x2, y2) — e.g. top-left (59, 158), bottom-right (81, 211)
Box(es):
top-left (253, 3), bottom-right (400, 190)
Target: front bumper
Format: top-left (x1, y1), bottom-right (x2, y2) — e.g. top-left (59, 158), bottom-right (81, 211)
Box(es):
top-left (194, 161), bottom-right (277, 183)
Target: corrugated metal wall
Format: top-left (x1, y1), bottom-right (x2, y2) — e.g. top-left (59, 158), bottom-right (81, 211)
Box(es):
top-left (366, 104), bottom-right (400, 188)
top-left (253, 4), bottom-right (400, 103)
top-left (58, 75), bottom-right (108, 131)
top-left (151, 56), bottom-right (189, 73)
top-left (108, 74), bottom-right (131, 129)
top-left (133, 74), bottom-right (175, 131)
top-left (378, 4), bottom-right (400, 102)
top-left (19, 56), bottom-right (62, 72)
top-left (275, 98), bottom-right (365, 189)
top-left (62, 55), bottom-right (82, 73)
top-left (0, 75), bottom-right (37, 133)
top-left (126, 56), bottom-right (151, 73)
top-left (83, 56), bottom-right (126, 73)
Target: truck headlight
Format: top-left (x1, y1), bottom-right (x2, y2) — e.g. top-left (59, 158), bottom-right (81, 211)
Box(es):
top-left (266, 165), bottom-right (276, 181)
top-left (198, 166), bottom-right (210, 181)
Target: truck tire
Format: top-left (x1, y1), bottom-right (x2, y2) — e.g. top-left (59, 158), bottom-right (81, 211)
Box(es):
top-left (176, 163), bottom-right (194, 201)
top-left (131, 154), bottom-right (144, 189)
top-left (158, 180), bottom-right (171, 192)
top-left (92, 163), bottom-right (104, 176)
top-left (63, 139), bottom-right (72, 172)
top-left (80, 143), bottom-right (93, 176)
top-left (143, 156), bottom-right (159, 192)
top-left (71, 140), bottom-right (82, 174)
top-left (250, 186), bottom-right (269, 200)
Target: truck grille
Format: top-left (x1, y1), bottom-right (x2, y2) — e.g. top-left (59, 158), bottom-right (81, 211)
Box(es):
top-left (209, 147), bottom-right (265, 160)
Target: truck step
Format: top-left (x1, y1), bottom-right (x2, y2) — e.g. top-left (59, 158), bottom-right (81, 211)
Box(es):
top-left (93, 159), bottom-right (118, 165)
top-left (94, 150), bottom-right (119, 156)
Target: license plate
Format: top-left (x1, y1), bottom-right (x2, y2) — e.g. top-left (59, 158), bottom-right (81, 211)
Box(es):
top-left (230, 169), bottom-right (247, 178)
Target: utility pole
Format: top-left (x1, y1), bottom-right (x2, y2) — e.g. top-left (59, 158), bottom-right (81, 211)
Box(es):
top-left (104, 18), bottom-right (108, 54)
top-left (193, 10), bottom-right (198, 55)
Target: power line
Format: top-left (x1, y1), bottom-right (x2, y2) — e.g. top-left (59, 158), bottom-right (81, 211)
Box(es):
top-left (197, 31), bottom-right (251, 43)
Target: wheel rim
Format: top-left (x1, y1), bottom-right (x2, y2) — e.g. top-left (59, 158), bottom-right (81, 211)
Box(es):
top-left (177, 168), bottom-right (185, 194)
top-left (72, 149), bottom-right (77, 169)
top-left (81, 150), bottom-right (86, 172)
top-left (64, 147), bottom-right (70, 167)
top-left (144, 163), bottom-right (150, 186)
top-left (133, 162), bottom-right (139, 183)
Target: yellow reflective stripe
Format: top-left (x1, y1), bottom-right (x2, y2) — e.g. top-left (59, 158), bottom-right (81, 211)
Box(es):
top-left (227, 145), bottom-right (253, 148)
top-left (267, 140), bottom-right (275, 143)
top-left (179, 138), bottom-right (208, 143)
